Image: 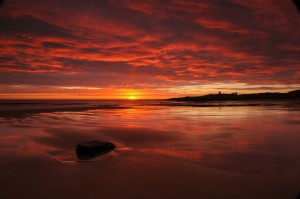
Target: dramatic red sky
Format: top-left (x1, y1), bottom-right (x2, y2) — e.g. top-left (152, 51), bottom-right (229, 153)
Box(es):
top-left (0, 0), bottom-right (299, 99)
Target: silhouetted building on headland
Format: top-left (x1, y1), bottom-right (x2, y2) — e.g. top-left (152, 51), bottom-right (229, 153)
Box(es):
top-left (168, 90), bottom-right (300, 102)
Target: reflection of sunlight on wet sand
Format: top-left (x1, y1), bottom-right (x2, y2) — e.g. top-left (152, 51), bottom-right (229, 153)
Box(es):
top-left (0, 104), bottom-right (300, 190)
top-left (139, 147), bottom-right (300, 179)
top-left (141, 149), bottom-right (203, 159)
top-left (0, 102), bottom-right (299, 199)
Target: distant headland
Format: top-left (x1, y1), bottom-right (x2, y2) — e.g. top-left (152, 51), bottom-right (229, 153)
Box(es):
top-left (168, 90), bottom-right (300, 102)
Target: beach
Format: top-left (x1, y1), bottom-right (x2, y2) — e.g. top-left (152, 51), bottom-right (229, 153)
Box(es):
top-left (0, 100), bottom-right (299, 199)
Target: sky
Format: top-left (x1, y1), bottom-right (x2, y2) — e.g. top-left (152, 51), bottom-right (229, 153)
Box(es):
top-left (0, 0), bottom-right (299, 99)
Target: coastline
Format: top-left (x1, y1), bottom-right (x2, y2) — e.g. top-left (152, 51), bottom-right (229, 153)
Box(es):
top-left (168, 90), bottom-right (300, 102)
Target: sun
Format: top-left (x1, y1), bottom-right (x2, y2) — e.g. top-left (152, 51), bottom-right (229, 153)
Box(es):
top-left (128, 95), bottom-right (137, 100)
top-left (124, 89), bottom-right (140, 100)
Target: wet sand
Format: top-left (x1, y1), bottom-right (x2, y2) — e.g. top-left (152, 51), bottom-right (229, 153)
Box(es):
top-left (0, 150), bottom-right (298, 199)
top-left (0, 103), bottom-right (299, 199)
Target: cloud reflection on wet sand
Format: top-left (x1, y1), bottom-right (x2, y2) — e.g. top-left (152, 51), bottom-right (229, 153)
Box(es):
top-left (0, 104), bottom-right (299, 198)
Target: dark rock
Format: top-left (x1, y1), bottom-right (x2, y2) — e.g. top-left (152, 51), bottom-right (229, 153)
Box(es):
top-left (296, 191), bottom-right (300, 199)
top-left (76, 140), bottom-right (115, 160)
top-left (293, 0), bottom-right (300, 12)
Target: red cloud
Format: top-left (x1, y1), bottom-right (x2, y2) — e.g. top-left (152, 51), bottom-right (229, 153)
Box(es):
top-left (0, 0), bottom-right (299, 98)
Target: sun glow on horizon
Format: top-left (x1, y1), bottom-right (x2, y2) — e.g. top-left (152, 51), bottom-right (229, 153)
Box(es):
top-left (128, 95), bottom-right (137, 100)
